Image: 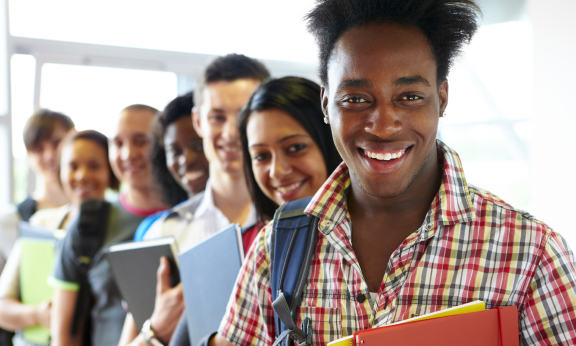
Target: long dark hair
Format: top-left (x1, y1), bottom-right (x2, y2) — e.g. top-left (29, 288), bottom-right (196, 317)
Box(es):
top-left (149, 92), bottom-right (196, 207)
top-left (239, 76), bottom-right (342, 222)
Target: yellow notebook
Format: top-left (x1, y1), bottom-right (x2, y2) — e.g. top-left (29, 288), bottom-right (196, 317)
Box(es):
top-left (20, 239), bottom-right (56, 345)
top-left (328, 300), bottom-right (486, 346)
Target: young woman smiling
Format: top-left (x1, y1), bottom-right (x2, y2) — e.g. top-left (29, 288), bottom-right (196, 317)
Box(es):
top-left (240, 76), bottom-right (341, 222)
top-left (167, 76), bottom-right (341, 346)
top-left (0, 130), bottom-right (119, 346)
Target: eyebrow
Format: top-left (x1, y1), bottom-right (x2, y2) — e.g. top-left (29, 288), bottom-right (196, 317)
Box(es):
top-left (394, 75), bottom-right (431, 87)
top-left (336, 79), bottom-right (373, 93)
top-left (249, 134), bottom-right (309, 148)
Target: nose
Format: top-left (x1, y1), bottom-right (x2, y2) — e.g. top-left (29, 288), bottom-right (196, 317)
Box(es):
top-left (222, 115), bottom-right (238, 142)
top-left (364, 102), bottom-right (403, 138)
top-left (270, 154), bottom-right (292, 181)
top-left (120, 142), bottom-right (137, 161)
top-left (43, 144), bottom-right (57, 165)
top-left (74, 165), bottom-right (88, 182)
top-left (179, 149), bottom-right (200, 168)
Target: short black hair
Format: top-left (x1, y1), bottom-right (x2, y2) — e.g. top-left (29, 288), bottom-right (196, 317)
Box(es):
top-left (57, 130), bottom-right (120, 191)
top-left (305, 0), bottom-right (481, 85)
top-left (239, 77), bottom-right (342, 222)
top-left (149, 92), bottom-right (196, 207)
top-left (195, 54), bottom-right (271, 108)
top-left (23, 109), bottom-right (75, 152)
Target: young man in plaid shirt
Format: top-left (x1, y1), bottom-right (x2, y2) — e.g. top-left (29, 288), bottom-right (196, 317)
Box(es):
top-left (211, 0), bottom-right (576, 345)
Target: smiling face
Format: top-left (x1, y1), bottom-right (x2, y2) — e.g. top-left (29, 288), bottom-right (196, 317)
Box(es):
top-left (109, 109), bottom-right (155, 190)
top-left (27, 125), bottom-right (70, 182)
top-left (60, 138), bottom-right (110, 207)
top-left (247, 108), bottom-right (328, 205)
top-left (193, 79), bottom-right (261, 178)
top-left (164, 116), bottom-right (209, 195)
top-left (322, 22), bottom-right (448, 199)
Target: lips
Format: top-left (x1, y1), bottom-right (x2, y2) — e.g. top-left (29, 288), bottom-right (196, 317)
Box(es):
top-left (274, 180), bottom-right (306, 201)
top-left (181, 170), bottom-right (206, 184)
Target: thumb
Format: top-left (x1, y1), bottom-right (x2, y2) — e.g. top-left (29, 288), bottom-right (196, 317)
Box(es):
top-left (156, 256), bottom-right (171, 296)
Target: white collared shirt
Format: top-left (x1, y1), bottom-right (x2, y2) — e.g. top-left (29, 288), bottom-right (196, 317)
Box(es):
top-left (143, 179), bottom-right (256, 253)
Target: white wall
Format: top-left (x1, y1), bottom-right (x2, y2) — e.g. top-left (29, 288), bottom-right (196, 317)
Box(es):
top-left (528, 0), bottom-right (576, 243)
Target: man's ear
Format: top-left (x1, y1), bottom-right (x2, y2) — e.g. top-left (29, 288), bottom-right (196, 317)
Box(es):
top-left (438, 79), bottom-right (449, 114)
top-left (192, 107), bottom-right (203, 138)
top-left (321, 86), bottom-right (329, 118)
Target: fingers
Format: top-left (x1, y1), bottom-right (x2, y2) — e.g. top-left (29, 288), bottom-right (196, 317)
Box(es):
top-left (156, 256), bottom-right (172, 296)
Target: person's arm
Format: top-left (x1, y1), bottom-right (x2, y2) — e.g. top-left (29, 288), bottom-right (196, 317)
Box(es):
top-left (519, 231), bottom-right (576, 345)
top-left (122, 256), bottom-right (185, 346)
top-left (0, 240), bottom-right (51, 331)
top-left (0, 297), bottom-right (50, 331)
top-left (50, 288), bottom-right (82, 346)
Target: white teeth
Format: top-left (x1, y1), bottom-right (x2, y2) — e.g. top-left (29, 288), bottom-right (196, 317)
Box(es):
top-left (184, 171), bottom-right (205, 181)
top-left (365, 149), bottom-right (406, 161)
top-left (277, 181), bottom-right (303, 194)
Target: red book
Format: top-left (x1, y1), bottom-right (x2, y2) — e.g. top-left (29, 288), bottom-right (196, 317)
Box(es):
top-left (354, 306), bottom-right (519, 346)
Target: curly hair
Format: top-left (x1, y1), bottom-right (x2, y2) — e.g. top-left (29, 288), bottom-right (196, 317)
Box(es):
top-left (305, 0), bottom-right (482, 86)
top-left (149, 93), bottom-right (195, 207)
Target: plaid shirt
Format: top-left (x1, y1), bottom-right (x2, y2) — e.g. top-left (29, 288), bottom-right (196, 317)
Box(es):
top-left (220, 140), bottom-right (576, 346)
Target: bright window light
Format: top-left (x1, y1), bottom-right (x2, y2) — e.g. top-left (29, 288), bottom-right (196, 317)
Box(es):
top-left (39, 64), bottom-right (177, 137)
top-left (10, 54), bottom-right (36, 159)
top-left (440, 21), bottom-right (533, 210)
top-left (8, 0), bottom-right (318, 62)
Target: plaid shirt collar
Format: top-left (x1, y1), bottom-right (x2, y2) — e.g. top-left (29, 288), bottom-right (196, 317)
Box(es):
top-left (305, 140), bottom-right (476, 236)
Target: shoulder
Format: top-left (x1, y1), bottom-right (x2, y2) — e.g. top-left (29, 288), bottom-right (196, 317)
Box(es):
top-left (467, 183), bottom-right (551, 234)
top-left (0, 204), bottom-right (20, 229)
top-left (16, 197), bottom-right (37, 221)
top-left (29, 205), bottom-right (69, 229)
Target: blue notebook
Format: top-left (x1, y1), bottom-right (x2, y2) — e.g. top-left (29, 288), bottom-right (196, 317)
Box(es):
top-left (179, 224), bottom-right (244, 346)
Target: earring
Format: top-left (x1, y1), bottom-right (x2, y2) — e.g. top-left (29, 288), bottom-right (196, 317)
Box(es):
top-left (440, 110), bottom-right (446, 118)
top-left (324, 116), bottom-right (330, 124)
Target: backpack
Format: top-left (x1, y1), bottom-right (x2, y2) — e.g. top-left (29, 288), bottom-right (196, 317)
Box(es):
top-left (67, 200), bottom-right (111, 342)
top-left (270, 197), bottom-right (318, 346)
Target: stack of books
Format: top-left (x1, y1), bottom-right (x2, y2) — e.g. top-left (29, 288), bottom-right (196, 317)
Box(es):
top-left (329, 300), bottom-right (519, 346)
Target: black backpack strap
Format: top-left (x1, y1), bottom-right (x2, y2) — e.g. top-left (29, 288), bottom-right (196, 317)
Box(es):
top-left (68, 199), bottom-right (111, 338)
top-left (270, 197), bottom-right (317, 346)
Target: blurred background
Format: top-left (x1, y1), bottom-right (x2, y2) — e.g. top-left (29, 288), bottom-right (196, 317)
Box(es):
top-left (1, 0), bottom-right (575, 246)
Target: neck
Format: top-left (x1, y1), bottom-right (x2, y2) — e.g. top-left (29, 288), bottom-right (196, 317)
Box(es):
top-left (124, 187), bottom-right (165, 210)
top-left (34, 176), bottom-right (69, 209)
top-left (210, 166), bottom-right (252, 225)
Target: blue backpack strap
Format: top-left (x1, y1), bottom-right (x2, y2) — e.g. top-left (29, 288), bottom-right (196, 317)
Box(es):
top-left (271, 197), bottom-right (317, 346)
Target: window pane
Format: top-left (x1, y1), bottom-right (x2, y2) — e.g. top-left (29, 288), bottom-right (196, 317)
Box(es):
top-left (8, 0), bottom-right (318, 62)
top-left (39, 64), bottom-right (177, 137)
top-left (10, 54), bottom-right (36, 203)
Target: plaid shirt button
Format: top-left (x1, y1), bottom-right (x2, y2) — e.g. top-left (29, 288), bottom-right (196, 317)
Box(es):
top-left (356, 294), bottom-right (366, 303)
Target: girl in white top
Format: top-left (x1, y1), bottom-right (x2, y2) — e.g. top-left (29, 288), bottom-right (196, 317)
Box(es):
top-left (0, 130), bottom-right (119, 346)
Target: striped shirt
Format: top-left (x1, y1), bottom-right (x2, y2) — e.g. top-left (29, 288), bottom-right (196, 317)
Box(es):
top-left (220, 140), bottom-right (576, 346)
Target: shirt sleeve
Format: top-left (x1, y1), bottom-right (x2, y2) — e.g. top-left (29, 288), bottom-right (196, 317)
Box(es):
top-left (0, 240), bottom-right (22, 299)
top-left (520, 230), bottom-right (576, 345)
top-left (219, 223), bottom-right (276, 346)
top-left (49, 227), bottom-right (81, 291)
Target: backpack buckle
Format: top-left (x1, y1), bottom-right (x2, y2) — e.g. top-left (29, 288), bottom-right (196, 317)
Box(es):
top-left (298, 317), bottom-right (313, 346)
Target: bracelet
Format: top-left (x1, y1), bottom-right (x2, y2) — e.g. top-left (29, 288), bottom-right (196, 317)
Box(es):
top-left (140, 319), bottom-right (164, 346)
